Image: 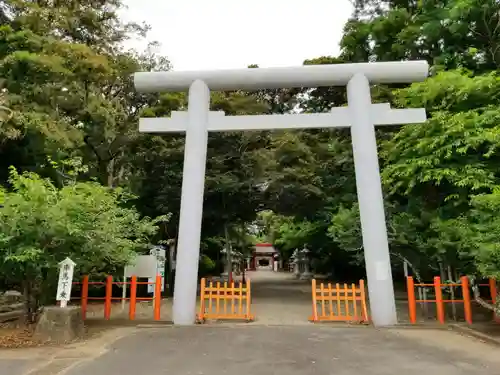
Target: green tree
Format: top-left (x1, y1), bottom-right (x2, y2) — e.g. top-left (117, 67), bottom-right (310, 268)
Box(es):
top-left (0, 167), bottom-right (164, 321)
top-left (341, 0), bottom-right (500, 73)
top-left (467, 188), bottom-right (500, 280)
top-left (0, 0), bottom-right (169, 188)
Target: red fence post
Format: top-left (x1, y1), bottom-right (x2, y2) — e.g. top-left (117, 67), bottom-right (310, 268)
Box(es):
top-left (434, 276), bottom-right (445, 324)
top-left (154, 275), bottom-right (162, 321)
top-left (489, 278), bottom-right (499, 322)
top-left (407, 277), bottom-right (417, 324)
top-left (81, 275), bottom-right (89, 320)
top-left (461, 276), bottom-right (472, 324)
top-left (104, 276), bottom-right (113, 320)
top-left (129, 276), bottom-right (137, 320)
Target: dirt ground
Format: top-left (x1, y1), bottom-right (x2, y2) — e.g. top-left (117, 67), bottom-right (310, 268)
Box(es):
top-left (0, 317), bottom-right (122, 349)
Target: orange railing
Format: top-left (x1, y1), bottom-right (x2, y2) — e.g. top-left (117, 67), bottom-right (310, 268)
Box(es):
top-left (197, 278), bottom-right (253, 322)
top-left (309, 279), bottom-right (369, 323)
top-left (73, 275), bottom-right (162, 321)
top-left (406, 276), bottom-right (497, 324)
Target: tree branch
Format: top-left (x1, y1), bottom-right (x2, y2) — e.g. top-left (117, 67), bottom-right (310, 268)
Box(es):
top-left (389, 251), bottom-right (423, 283)
top-left (83, 136), bottom-right (103, 162)
top-left (469, 275), bottom-right (498, 314)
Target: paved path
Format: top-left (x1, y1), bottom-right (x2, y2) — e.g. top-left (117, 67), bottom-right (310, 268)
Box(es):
top-left (2, 271), bottom-right (499, 374)
top-left (2, 325), bottom-right (500, 375)
top-left (250, 270), bottom-right (313, 325)
top-left (62, 326), bottom-right (500, 374)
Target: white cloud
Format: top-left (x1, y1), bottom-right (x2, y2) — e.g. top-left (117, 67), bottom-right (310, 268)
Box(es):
top-left (122, 0), bottom-right (353, 71)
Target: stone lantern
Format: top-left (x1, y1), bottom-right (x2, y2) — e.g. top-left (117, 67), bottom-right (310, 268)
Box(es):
top-left (232, 251), bottom-right (243, 275)
top-left (220, 247), bottom-right (233, 280)
top-left (299, 246), bottom-right (313, 280)
top-left (291, 249), bottom-right (301, 279)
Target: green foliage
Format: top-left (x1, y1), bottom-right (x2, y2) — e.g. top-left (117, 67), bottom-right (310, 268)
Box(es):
top-left (0, 166), bottom-right (165, 318)
top-left (465, 188), bottom-right (500, 279)
top-left (2, 0), bottom-right (500, 301)
top-left (199, 255), bottom-right (216, 277)
top-left (0, 167), bottom-right (162, 279)
top-left (328, 205), bottom-right (361, 254)
top-left (341, 0), bottom-right (500, 72)
top-left (369, 70), bottom-right (500, 279)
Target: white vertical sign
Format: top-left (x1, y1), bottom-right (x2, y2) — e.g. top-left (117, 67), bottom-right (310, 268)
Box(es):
top-left (148, 247), bottom-right (165, 293)
top-left (56, 257), bottom-right (76, 308)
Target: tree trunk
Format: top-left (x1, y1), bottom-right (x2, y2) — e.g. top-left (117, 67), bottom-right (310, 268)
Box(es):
top-left (22, 279), bottom-right (33, 325)
top-left (167, 239), bottom-right (176, 297)
top-left (107, 157), bottom-right (115, 187)
top-left (447, 266), bottom-right (457, 320)
top-left (438, 261), bottom-right (446, 281)
top-left (224, 224), bottom-right (232, 282)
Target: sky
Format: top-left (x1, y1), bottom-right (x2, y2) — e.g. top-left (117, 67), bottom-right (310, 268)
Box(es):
top-left (121, 0), bottom-right (353, 71)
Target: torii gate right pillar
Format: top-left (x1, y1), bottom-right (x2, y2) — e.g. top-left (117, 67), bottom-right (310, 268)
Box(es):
top-left (348, 73), bottom-right (397, 326)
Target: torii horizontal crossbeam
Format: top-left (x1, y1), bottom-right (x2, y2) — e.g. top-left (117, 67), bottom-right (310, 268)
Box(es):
top-left (139, 104), bottom-right (426, 133)
top-left (134, 61), bottom-right (429, 92)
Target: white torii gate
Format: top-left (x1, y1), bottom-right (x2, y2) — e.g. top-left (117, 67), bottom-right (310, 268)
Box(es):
top-left (134, 61), bottom-right (429, 327)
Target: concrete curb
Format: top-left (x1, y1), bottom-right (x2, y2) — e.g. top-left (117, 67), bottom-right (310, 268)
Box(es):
top-left (448, 324), bottom-right (500, 346)
top-left (136, 322), bottom-right (173, 328)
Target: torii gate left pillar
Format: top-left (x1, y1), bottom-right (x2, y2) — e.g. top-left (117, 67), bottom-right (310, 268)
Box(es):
top-left (134, 61), bottom-right (429, 326)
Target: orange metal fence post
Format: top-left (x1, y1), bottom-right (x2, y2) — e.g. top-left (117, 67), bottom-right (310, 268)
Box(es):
top-left (230, 280), bottom-right (236, 316)
top-left (461, 276), bottom-right (472, 324)
top-left (407, 277), bottom-right (417, 324)
top-left (129, 275), bottom-right (137, 320)
top-left (238, 280), bottom-right (244, 317)
top-left (223, 281), bottom-right (228, 316)
top-left (489, 278), bottom-right (499, 322)
top-left (154, 275), bottom-right (161, 321)
top-left (104, 276), bottom-right (113, 320)
top-left (359, 280), bottom-right (368, 322)
top-left (216, 281), bottom-right (221, 316)
top-left (343, 283), bottom-right (349, 319)
top-left (208, 279), bottom-right (214, 317)
top-left (327, 283), bottom-right (334, 318)
top-left (351, 283), bottom-right (358, 320)
top-left (81, 275), bottom-right (89, 320)
top-left (246, 278), bottom-right (252, 320)
top-left (198, 278), bottom-right (206, 321)
top-left (434, 276), bottom-right (445, 324)
top-left (319, 283), bottom-right (326, 319)
top-left (311, 279), bottom-right (318, 322)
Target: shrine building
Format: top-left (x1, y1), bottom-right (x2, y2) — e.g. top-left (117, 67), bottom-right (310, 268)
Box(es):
top-left (250, 243), bottom-right (279, 271)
